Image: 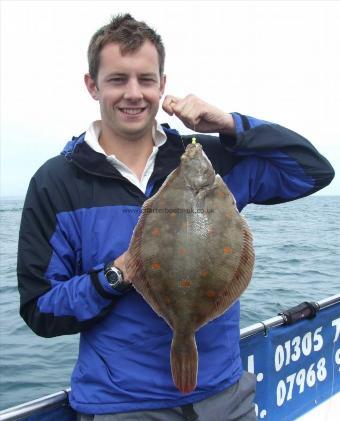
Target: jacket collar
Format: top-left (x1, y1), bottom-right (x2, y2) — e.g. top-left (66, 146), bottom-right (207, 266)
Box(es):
top-left (61, 124), bottom-right (187, 184)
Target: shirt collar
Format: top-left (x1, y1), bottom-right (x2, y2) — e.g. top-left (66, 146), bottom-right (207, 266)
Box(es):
top-left (84, 120), bottom-right (167, 156)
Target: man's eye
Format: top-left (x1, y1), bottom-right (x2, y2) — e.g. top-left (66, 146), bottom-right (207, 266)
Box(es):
top-left (108, 78), bottom-right (125, 83)
top-left (140, 78), bottom-right (156, 84)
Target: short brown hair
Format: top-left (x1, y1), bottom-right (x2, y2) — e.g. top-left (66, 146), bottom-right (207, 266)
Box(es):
top-left (87, 14), bottom-right (165, 82)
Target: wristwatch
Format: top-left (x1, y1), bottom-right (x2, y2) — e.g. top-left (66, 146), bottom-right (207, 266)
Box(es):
top-left (104, 262), bottom-right (132, 293)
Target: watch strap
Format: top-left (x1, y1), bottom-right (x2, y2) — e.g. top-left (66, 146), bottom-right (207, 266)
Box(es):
top-left (90, 270), bottom-right (117, 299)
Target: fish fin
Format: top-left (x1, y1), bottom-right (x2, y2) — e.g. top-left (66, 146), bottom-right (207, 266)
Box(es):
top-left (126, 212), bottom-right (174, 325)
top-left (212, 221), bottom-right (254, 317)
top-left (171, 332), bottom-right (198, 394)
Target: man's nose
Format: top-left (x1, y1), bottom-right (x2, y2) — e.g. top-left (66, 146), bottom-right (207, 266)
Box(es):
top-left (123, 79), bottom-right (143, 101)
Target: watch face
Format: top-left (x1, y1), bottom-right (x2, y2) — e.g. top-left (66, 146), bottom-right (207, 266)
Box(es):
top-left (104, 264), bottom-right (130, 292)
top-left (107, 270), bottom-right (119, 286)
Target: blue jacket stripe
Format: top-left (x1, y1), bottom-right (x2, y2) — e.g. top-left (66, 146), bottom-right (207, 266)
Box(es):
top-left (231, 113), bottom-right (271, 134)
top-left (224, 154), bottom-right (314, 210)
top-left (36, 272), bottom-right (113, 321)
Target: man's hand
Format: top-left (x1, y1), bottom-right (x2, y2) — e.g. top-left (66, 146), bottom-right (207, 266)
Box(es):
top-left (162, 94), bottom-right (235, 135)
top-left (113, 251), bottom-right (132, 284)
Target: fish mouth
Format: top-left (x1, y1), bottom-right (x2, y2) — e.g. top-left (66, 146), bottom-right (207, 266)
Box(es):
top-left (187, 142), bottom-right (202, 152)
top-left (181, 143), bottom-right (202, 161)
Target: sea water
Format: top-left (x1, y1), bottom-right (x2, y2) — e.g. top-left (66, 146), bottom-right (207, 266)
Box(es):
top-left (0, 196), bottom-right (339, 410)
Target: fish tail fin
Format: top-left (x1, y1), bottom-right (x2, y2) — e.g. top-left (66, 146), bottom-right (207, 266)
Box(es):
top-left (170, 331), bottom-right (198, 394)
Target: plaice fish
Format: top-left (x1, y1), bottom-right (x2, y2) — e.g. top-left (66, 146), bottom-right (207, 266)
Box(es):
top-left (126, 141), bottom-right (255, 394)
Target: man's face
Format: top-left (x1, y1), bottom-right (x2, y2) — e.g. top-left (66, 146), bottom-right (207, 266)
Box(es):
top-left (86, 41), bottom-right (166, 141)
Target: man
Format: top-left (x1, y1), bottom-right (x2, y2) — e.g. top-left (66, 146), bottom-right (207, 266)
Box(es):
top-left (17, 13), bottom-right (334, 421)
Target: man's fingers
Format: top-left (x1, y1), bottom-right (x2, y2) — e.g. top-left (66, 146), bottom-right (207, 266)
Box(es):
top-left (174, 99), bottom-right (202, 128)
top-left (162, 95), bottom-right (180, 115)
top-left (163, 94), bottom-right (204, 129)
top-left (164, 93), bottom-right (232, 133)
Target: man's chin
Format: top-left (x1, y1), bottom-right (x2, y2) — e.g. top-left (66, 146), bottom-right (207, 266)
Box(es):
top-left (117, 124), bottom-right (152, 141)
top-left (104, 114), bottom-right (156, 141)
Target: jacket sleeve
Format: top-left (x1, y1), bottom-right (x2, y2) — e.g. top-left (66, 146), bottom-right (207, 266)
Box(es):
top-left (219, 112), bottom-right (335, 208)
top-left (17, 172), bottom-right (122, 338)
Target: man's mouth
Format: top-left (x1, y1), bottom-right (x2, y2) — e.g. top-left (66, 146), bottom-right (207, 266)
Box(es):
top-left (118, 107), bottom-right (147, 115)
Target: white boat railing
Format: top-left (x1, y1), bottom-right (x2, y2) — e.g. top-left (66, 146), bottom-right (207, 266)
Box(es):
top-left (0, 293), bottom-right (339, 421)
top-left (240, 293), bottom-right (340, 339)
top-left (0, 389), bottom-right (70, 421)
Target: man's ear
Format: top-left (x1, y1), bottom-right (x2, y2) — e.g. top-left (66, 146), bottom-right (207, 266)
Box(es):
top-left (84, 73), bottom-right (99, 100)
top-left (160, 74), bottom-right (167, 97)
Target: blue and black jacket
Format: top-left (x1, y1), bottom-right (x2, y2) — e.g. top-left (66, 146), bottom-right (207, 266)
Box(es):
top-left (17, 114), bottom-right (334, 414)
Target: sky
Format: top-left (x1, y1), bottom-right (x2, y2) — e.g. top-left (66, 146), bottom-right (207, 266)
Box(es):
top-left (1, 0), bottom-right (339, 197)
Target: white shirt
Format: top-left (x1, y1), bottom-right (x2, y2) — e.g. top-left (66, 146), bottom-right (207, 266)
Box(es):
top-left (84, 120), bottom-right (167, 193)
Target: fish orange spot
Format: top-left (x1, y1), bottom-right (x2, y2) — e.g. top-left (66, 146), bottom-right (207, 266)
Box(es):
top-left (164, 296), bottom-right (171, 304)
top-left (179, 247), bottom-right (187, 256)
top-left (218, 191), bottom-right (226, 198)
top-left (152, 227), bottom-right (160, 236)
top-left (223, 246), bottom-right (232, 254)
top-left (180, 279), bottom-right (191, 288)
top-left (151, 262), bottom-right (161, 270)
top-left (206, 290), bottom-right (216, 298)
top-left (200, 270), bottom-right (209, 278)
